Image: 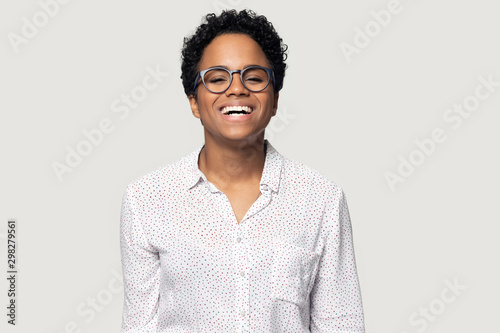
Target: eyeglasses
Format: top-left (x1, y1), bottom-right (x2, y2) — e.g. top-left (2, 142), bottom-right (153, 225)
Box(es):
top-left (192, 65), bottom-right (275, 94)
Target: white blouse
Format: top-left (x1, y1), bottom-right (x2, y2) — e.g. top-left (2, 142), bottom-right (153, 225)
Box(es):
top-left (120, 140), bottom-right (365, 332)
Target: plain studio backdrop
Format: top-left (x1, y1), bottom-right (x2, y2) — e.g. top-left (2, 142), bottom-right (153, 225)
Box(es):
top-left (1, 0), bottom-right (499, 332)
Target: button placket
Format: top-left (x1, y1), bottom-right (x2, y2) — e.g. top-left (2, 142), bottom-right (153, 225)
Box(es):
top-left (234, 226), bottom-right (250, 332)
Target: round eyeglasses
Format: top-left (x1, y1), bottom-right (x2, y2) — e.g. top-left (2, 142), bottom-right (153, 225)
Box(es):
top-left (192, 65), bottom-right (275, 94)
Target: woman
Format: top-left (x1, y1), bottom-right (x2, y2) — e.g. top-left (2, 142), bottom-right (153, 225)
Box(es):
top-left (120, 9), bottom-right (365, 332)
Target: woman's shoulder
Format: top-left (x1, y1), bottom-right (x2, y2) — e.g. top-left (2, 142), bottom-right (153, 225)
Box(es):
top-left (124, 148), bottom-right (200, 196)
top-left (280, 154), bottom-right (344, 196)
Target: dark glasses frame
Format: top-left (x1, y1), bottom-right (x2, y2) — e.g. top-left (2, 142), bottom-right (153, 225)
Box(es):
top-left (192, 65), bottom-right (275, 94)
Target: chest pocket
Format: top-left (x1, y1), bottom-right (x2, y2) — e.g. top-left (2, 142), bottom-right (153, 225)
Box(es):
top-left (270, 240), bottom-right (321, 306)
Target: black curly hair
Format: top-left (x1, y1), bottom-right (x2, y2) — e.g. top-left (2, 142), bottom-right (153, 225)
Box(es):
top-left (181, 9), bottom-right (288, 98)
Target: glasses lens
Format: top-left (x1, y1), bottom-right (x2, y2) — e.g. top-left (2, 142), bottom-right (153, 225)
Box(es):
top-left (203, 69), bottom-right (231, 93)
top-left (242, 68), bottom-right (269, 92)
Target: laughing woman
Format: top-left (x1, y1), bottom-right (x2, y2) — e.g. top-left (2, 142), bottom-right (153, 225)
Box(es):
top-left (120, 9), bottom-right (365, 332)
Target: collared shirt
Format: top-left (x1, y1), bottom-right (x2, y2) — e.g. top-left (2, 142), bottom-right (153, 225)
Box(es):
top-left (120, 140), bottom-right (365, 332)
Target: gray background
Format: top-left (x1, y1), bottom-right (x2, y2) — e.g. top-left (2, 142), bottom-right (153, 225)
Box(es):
top-left (1, 0), bottom-right (499, 332)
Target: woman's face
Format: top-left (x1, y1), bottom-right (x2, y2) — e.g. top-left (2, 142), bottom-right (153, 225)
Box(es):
top-left (189, 33), bottom-right (279, 145)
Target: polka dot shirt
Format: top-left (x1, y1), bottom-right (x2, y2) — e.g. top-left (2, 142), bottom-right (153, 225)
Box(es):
top-left (120, 140), bottom-right (365, 332)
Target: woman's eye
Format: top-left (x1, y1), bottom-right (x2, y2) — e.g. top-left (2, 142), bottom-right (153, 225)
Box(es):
top-left (209, 77), bottom-right (228, 84)
top-left (245, 77), bottom-right (264, 83)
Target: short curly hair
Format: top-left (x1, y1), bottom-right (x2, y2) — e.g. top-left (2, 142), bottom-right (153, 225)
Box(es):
top-left (181, 9), bottom-right (288, 98)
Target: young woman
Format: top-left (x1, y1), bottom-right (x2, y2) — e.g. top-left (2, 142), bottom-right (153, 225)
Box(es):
top-left (120, 9), bottom-right (365, 332)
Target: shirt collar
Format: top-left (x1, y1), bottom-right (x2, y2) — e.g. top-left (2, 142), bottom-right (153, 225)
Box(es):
top-left (183, 139), bottom-right (283, 193)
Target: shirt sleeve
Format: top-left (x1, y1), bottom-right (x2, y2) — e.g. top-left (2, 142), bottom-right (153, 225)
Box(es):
top-left (309, 187), bottom-right (365, 332)
top-left (120, 185), bottom-right (161, 332)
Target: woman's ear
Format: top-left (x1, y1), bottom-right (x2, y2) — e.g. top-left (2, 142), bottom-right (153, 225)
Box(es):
top-left (189, 94), bottom-right (201, 119)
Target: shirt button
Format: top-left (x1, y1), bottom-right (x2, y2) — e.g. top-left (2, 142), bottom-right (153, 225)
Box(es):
top-left (240, 310), bottom-right (245, 317)
top-left (240, 271), bottom-right (245, 277)
top-left (237, 237), bottom-right (242, 243)
top-left (261, 184), bottom-right (268, 191)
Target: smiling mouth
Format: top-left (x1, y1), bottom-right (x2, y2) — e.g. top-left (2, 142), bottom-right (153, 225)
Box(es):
top-left (220, 105), bottom-right (253, 115)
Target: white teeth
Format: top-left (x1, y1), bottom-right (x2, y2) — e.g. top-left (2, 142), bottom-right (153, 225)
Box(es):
top-left (220, 106), bottom-right (253, 114)
top-left (225, 113), bottom-right (247, 116)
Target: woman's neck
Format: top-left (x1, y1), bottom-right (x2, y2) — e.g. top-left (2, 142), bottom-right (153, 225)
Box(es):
top-left (198, 137), bottom-right (267, 190)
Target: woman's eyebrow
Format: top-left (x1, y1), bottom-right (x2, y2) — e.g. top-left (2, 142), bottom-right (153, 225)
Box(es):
top-left (209, 64), bottom-right (264, 70)
top-left (243, 64), bottom-right (263, 69)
